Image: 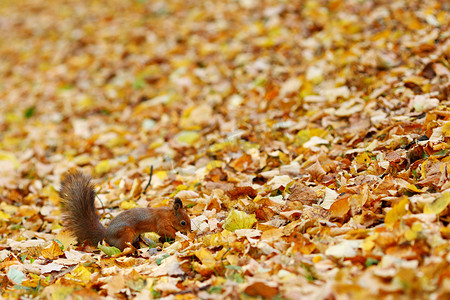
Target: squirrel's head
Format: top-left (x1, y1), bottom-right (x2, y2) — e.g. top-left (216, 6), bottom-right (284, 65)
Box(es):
top-left (172, 197), bottom-right (191, 233)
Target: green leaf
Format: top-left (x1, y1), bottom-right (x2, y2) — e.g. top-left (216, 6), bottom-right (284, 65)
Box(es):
top-left (229, 273), bottom-right (244, 283)
top-left (156, 254), bottom-right (170, 265)
top-left (225, 265), bottom-right (242, 271)
top-left (208, 286), bottom-right (223, 294)
top-left (98, 244), bottom-right (121, 256)
top-left (365, 258), bottom-right (379, 267)
top-left (133, 77), bottom-right (145, 90)
top-left (54, 239), bottom-right (64, 250)
top-left (186, 203), bottom-right (196, 209)
top-left (24, 106), bottom-right (35, 118)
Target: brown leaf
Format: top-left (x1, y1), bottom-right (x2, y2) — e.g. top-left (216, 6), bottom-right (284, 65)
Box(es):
top-left (206, 197), bottom-right (222, 212)
top-left (254, 207), bottom-right (274, 222)
top-left (306, 161), bottom-right (326, 180)
top-left (288, 183), bottom-right (318, 205)
top-left (227, 186), bottom-right (257, 200)
top-left (204, 181), bottom-right (234, 192)
top-left (244, 280), bottom-right (278, 299)
top-left (205, 167), bottom-right (228, 182)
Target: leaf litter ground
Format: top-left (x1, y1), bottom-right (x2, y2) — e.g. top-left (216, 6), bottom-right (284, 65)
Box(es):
top-left (0, 0), bottom-right (449, 299)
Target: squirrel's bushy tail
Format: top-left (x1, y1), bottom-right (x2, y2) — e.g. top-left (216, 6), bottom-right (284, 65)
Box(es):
top-left (59, 171), bottom-right (107, 247)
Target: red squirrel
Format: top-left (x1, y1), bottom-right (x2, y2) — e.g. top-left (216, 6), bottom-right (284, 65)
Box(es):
top-left (59, 171), bottom-right (191, 250)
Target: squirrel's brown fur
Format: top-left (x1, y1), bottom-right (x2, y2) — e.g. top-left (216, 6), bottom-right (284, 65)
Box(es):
top-left (59, 171), bottom-right (191, 250)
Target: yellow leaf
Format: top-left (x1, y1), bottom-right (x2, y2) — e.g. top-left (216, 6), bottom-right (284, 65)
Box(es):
top-left (106, 135), bottom-right (128, 148)
top-left (5, 112), bottom-right (23, 123)
top-left (209, 141), bottom-right (234, 153)
top-left (42, 240), bottom-right (64, 260)
top-left (223, 209), bottom-right (257, 232)
top-left (404, 229), bottom-right (417, 241)
top-left (0, 151), bottom-right (19, 169)
top-left (295, 128), bottom-right (328, 146)
top-left (206, 160), bottom-right (222, 171)
top-left (194, 248), bottom-right (216, 270)
top-left (405, 222), bottom-right (422, 241)
top-left (406, 183), bottom-right (427, 193)
top-left (155, 170), bottom-right (168, 180)
top-left (65, 265), bottom-right (91, 284)
top-left (72, 154), bottom-right (91, 165)
top-left (0, 210), bottom-right (10, 221)
top-left (175, 184), bottom-right (188, 192)
top-left (208, 230), bottom-right (236, 247)
top-left (424, 192), bottom-right (450, 215)
top-left (362, 233), bottom-right (378, 252)
top-left (42, 185), bottom-right (60, 205)
top-left (355, 152), bottom-right (372, 164)
top-left (149, 139), bottom-right (164, 149)
top-left (114, 256), bottom-right (136, 268)
top-left (22, 273), bottom-right (48, 288)
top-left (120, 200), bottom-right (138, 210)
top-left (385, 197), bottom-right (409, 229)
top-left (0, 202), bottom-right (18, 214)
top-left (175, 131), bottom-right (200, 145)
top-left (411, 222), bottom-right (422, 231)
top-left (78, 96), bottom-right (95, 110)
top-left (95, 159), bottom-right (112, 175)
top-left (55, 230), bottom-right (77, 250)
top-left (44, 285), bottom-right (76, 300)
top-left (141, 232), bottom-right (160, 243)
top-left (442, 122), bottom-right (450, 136)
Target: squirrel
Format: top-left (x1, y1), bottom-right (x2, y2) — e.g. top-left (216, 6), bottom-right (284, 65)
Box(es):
top-left (59, 170), bottom-right (191, 250)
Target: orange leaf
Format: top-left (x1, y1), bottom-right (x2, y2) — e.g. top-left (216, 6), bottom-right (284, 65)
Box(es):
top-left (329, 198), bottom-right (350, 218)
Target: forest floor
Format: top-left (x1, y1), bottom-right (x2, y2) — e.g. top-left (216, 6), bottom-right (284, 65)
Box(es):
top-left (0, 0), bottom-right (449, 299)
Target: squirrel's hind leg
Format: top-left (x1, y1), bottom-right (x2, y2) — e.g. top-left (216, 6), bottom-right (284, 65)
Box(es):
top-left (106, 226), bottom-right (137, 251)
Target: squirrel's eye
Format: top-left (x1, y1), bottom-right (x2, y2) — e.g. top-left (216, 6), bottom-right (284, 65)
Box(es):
top-left (180, 220), bottom-right (186, 226)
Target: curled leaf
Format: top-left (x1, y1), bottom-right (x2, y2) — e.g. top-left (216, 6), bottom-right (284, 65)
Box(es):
top-left (98, 243), bottom-right (121, 256)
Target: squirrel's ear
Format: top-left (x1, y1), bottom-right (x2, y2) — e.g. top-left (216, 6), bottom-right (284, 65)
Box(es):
top-left (173, 197), bottom-right (182, 211)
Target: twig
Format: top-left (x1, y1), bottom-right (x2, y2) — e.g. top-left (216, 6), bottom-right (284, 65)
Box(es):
top-left (220, 247), bottom-right (231, 262)
top-left (137, 166), bottom-right (153, 200)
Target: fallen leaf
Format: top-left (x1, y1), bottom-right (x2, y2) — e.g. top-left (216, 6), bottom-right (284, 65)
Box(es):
top-left (223, 209), bottom-right (257, 231)
top-left (325, 240), bottom-right (360, 258)
top-left (244, 280), bottom-right (278, 299)
top-left (7, 267), bottom-right (24, 284)
top-left (41, 240), bottom-right (64, 260)
top-left (424, 192), bottom-right (450, 215)
top-left (385, 197), bottom-right (409, 229)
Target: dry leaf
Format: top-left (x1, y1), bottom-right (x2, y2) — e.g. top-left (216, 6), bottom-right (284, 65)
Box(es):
top-left (223, 209), bottom-right (257, 231)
